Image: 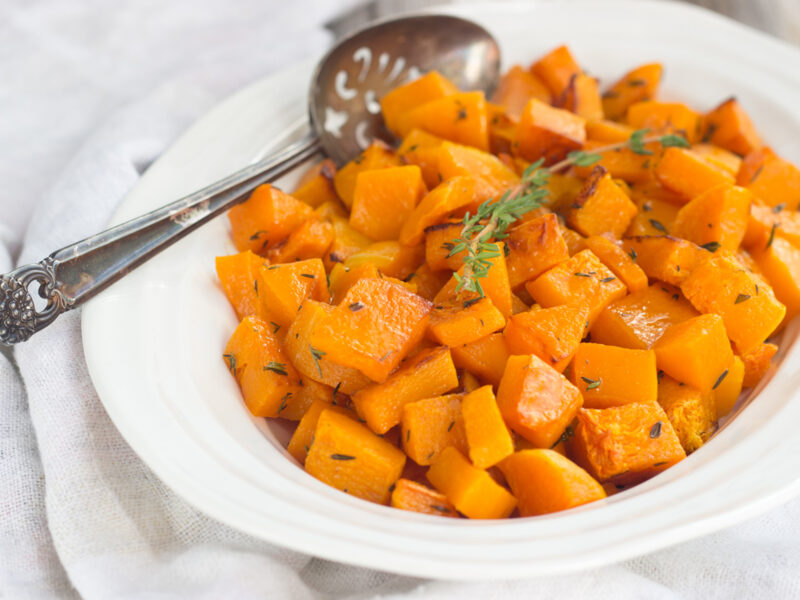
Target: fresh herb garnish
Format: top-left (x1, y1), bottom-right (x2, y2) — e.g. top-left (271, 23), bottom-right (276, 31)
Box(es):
top-left (264, 361), bottom-right (288, 376)
top-left (348, 302), bottom-right (365, 312)
top-left (713, 369), bottom-right (729, 390)
top-left (767, 223), bottom-right (778, 248)
top-left (330, 454), bottom-right (355, 461)
top-left (700, 241), bottom-right (721, 252)
top-left (309, 345), bottom-right (325, 377)
top-left (735, 294), bottom-right (751, 304)
top-left (649, 219), bottom-right (667, 233)
top-left (222, 353), bottom-right (237, 376)
top-left (581, 376), bottom-right (601, 390)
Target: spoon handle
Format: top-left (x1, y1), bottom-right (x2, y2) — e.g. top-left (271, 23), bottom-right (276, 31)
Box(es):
top-left (0, 132), bottom-right (321, 345)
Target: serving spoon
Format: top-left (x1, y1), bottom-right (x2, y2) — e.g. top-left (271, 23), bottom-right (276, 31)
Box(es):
top-left (0, 14), bottom-right (500, 344)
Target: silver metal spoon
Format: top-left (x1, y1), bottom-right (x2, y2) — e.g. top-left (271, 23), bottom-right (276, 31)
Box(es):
top-left (0, 14), bottom-right (500, 344)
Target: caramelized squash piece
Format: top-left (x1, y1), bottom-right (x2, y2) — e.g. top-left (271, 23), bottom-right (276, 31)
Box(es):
top-left (291, 159), bottom-right (339, 207)
top-left (437, 141), bottom-right (520, 205)
top-left (287, 399), bottom-right (348, 464)
top-left (601, 63), bottom-right (662, 121)
top-left (450, 333), bottom-right (509, 386)
top-left (352, 346), bottom-right (458, 435)
top-left (390, 478), bottom-right (459, 517)
top-left (344, 240), bottom-right (424, 281)
top-left (653, 314), bottom-right (734, 391)
top-left (401, 394), bottom-right (467, 465)
top-left (621, 235), bottom-right (706, 286)
top-left (586, 119), bottom-right (634, 142)
top-left (531, 45), bottom-right (581, 98)
top-left (591, 283), bottom-right (699, 349)
top-left (702, 97), bottom-right (762, 156)
top-left (496, 354), bottom-right (583, 448)
top-left (657, 375), bottom-right (717, 453)
top-left (407, 263), bottom-right (449, 301)
top-left (574, 140), bottom-right (657, 183)
top-left (525, 249), bottom-right (627, 327)
top-left (325, 216), bottom-right (372, 268)
top-left (426, 447), bottom-right (517, 519)
top-left (462, 385), bottom-right (515, 469)
top-left (566, 166), bottom-right (638, 238)
top-left (584, 235), bottom-right (648, 293)
top-left (399, 128), bottom-right (445, 189)
top-left (736, 147), bottom-right (800, 210)
top-left (570, 343), bottom-right (658, 408)
top-left (428, 299), bottom-right (506, 347)
top-left (499, 449), bottom-right (605, 516)
top-left (505, 213), bottom-right (570, 288)
top-left (692, 143), bottom-right (742, 177)
top-left (625, 194), bottom-right (680, 237)
top-left (350, 165), bottom-right (427, 241)
top-left (572, 402), bottom-right (686, 485)
top-left (228, 184), bottom-right (313, 254)
top-left (743, 204), bottom-right (800, 252)
top-left (671, 184), bottom-right (752, 251)
top-left (328, 262), bottom-right (415, 304)
top-left (305, 409), bottom-right (406, 504)
top-left (515, 98), bottom-right (586, 165)
top-left (267, 217), bottom-right (334, 264)
top-left (741, 342), bottom-right (778, 388)
top-left (424, 220), bottom-right (465, 272)
top-left (557, 73), bottom-right (604, 121)
top-left (503, 304), bottom-right (587, 372)
top-left (714, 355), bottom-right (744, 418)
top-left (397, 91), bottom-right (490, 151)
top-left (399, 176), bottom-right (476, 246)
top-left (380, 71), bottom-right (458, 137)
top-left (491, 65), bottom-right (551, 118)
top-left (334, 141), bottom-right (401, 209)
top-left (655, 147), bottom-right (734, 202)
top-left (258, 258), bottom-right (329, 327)
top-left (751, 237), bottom-right (800, 322)
top-left (215, 250), bottom-right (267, 320)
top-left (627, 101), bottom-right (701, 143)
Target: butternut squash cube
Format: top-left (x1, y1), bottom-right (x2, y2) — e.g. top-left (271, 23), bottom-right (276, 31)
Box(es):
top-left (305, 410), bottom-right (406, 504)
top-left (627, 101), bottom-right (701, 143)
top-left (401, 394), bottom-right (467, 465)
top-left (681, 252), bottom-right (785, 354)
top-left (426, 447), bottom-right (517, 519)
top-left (267, 218), bottom-right (334, 264)
top-left (215, 250), bottom-right (268, 320)
top-left (531, 45), bottom-right (581, 97)
top-left (407, 263), bottom-right (449, 301)
top-left (390, 478), bottom-right (459, 517)
top-left (258, 258), bottom-right (329, 327)
top-left (349, 166), bottom-right (427, 241)
top-left (450, 333), bottom-right (509, 386)
top-left (657, 375), bottom-right (717, 453)
top-left (352, 346), bottom-right (459, 435)
top-left (398, 128), bottom-right (445, 189)
top-left (625, 195), bottom-right (680, 237)
top-left (505, 213), bottom-right (570, 288)
top-left (572, 402), bottom-right (686, 485)
top-left (503, 304), bottom-right (587, 372)
top-left (566, 166), bottom-right (638, 238)
top-left (380, 71), bottom-right (458, 137)
top-left (428, 299), bottom-right (506, 347)
top-left (743, 204), bottom-right (800, 252)
top-left (491, 64), bottom-right (551, 118)
top-left (591, 283), bottom-right (699, 349)
top-left (557, 73), bottom-right (604, 121)
top-left (462, 385), bottom-right (515, 469)
top-left (601, 63), bottom-right (662, 121)
top-left (574, 140), bottom-right (658, 183)
top-left (671, 184), bottom-right (752, 251)
top-left (228, 184), bottom-right (313, 254)
top-left (741, 342), bottom-right (778, 388)
top-left (496, 354), bottom-right (583, 448)
top-left (515, 98), bottom-right (586, 165)
top-left (702, 97), bottom-right (762, 156)
top-left (397, 91), bottom-right (490, 151)
top-left (344, 240), bottom-right (424, 281)
top-left (586, 119), bottom-right (635, 143)
top-left (287, 399), bottom-right (349, 464)
top-left (424, 220), bottom-right (465, 272)
top-left (291, 159), bottom-right (339, 208)
top-left (584, 235), bottom-right (648, 293)
top-left (334, 141), bottom-right (401, 209)
top-left (714, 355), bottom-right (744, 418)
top-left (437, 141), bottom-right (520, 205)
top-left (525, 249), bottom-right (627, 327)
top-left (736, 147), bottom-right (800, 210)
top-left (752, 237), bottom-right (800, 321)
top-left (653, 314), bottom-right (734, 391)
top-left (399, 176), bottom-right (476, 246)
top-left (570, 343), bottom-right (658, 408)
top-left (691, 143), bottom-right (742, 177)
top-left (499, 449), bottom-right (605, 516)
top-left (621, 235), bottom-right (706, 286)
top-left (325, 216), bottom-right (372, 268)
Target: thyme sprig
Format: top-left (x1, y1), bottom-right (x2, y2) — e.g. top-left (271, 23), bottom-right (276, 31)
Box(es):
top-left (450, 129), bottom-right (689, 296)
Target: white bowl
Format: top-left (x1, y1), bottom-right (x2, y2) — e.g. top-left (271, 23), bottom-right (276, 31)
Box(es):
top-left (83, 0), bottom-right (800, 579)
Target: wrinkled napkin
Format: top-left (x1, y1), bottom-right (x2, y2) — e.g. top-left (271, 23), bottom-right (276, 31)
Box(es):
top-left (2, 0), bottom-right (800, 598)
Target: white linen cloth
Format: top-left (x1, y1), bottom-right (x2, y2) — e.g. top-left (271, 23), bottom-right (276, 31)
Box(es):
top-left (1, 0), bottom-right (800, 598)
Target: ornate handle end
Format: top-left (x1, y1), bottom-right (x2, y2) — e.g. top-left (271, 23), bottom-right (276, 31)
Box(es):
top-left (0, 260), bottom-right (71, 345)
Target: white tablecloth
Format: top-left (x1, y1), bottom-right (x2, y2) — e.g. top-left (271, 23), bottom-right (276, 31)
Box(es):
top-left (1, 1), bottom-right (799, 598)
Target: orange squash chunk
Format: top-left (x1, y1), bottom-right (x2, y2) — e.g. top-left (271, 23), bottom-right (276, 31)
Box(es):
top-left (503, 304), bottom-right (587, 372)
top-left (428, 299), bottom-right (506, 347)
top-left (325, 216), bottom-right (372, 268)
top-left (557, 73), bottom-right (604, 121)
top-left (450, 333), bottom-right (509, 386)
top-left (560, 227), bottom-right (586, 255)
top-left (287, 399), bottom-right (349, 464)
top-left (574, 140), bottom-right (657, 183)
top-left (496, 354), bottom-right (583, 448)
top-left (671, 184), bottom-right (752, 251)
top-left (305, 409), bottom-right (406, 504)
top-left (437, 142), bottom-right (520, 205)
top-left (424, 220), bottom-right (465, 271)
top-left (627, 101), bottom-right (701, 143)
top-left (352, 346), bottom-right (458, 435)
top-left (401, 394), bottom-right (467, 465)
top-left (258, 259), bottom-right (329, 327)
top-left (572, 402), bottom-right (685, 485)
top-left (398, 91), bottom-right (490, 151)
top-left (692, 143), bottom-right (742, 177)
top-left (499, 449), bottom-right (605, 516)
top-left (291, 159), bottom-right (339, 208)
top-left (525, 249), bottom-right (627, 327)
top-left (399, 176), bottom-right (476, 246)
top-left (491, 65), bottom-right (551, 118)
top-left (505, 213), bottom-right (570, 288)
top-left (531, 45), bottom-right (581, 97)
top-left (285, 301), bottom-right (371, 394)
top-left (328, 262), bottom-right (415, 304)
top-left (380, 70), bottom-right (458, 137)
top-left (657, 375), bottom-right (716, 454)
top-left (349, 166), bottom-right (427, 241)
top-left (406, 263), bottom-right (449, 301)
top-left (334, 141), bottom-right (401, 209)
top-left (751, 237), bottom-right (800, 321)
top-left (621, 235), bottom-right (705, 286)
top-left (216, 250), bottom-right (267, 320)
top-left (601, 63), bottom-right (662, 121)
top-left (390, 478), bottom-right (458, 517)
top-left (515, 98), bottom-right (586, 165)
top-left (224, 316), bottom-right (322, 419)
top-left (655, 147), bottom-right (734, 202)
top-left (681, 252), bottom-right (785, 354)
top-left (736, 147), bottom-right (800, 210)
top-left (462, 385), bottom-right (515, 469)
top-left (435, 242), bottom-right (512, 318)
top-left (702, 97), bottom-right (762, 156)
top-left (314, 278), bottom-right (432, 382)
top-left (267, 217), bottom-right (334, 264)
top-left (627, 193), bottom-right (677, 237)
top-left (228, 184), bottom-right (313, 254)
top-left (345, 241), bottom-right (424, 281)
top-left (426, 447), bottom-right (517, 519)
top-left (586, 119), bottom-right (635, 143)
top-left (653, 314), bottom-right (734, 391)
top-left (713, 355), bottom-right (744, 418)
top-left (741, 342), bottom-right (778, 388)
top-left (566, 166), bottom-right (638, 238)
top-left (584, 235), bottom-right (648, 293)
top-left (591, 283), bottom-right (699, 349)
top-left (398, 128), bottom-right (445, 189)
top-left (570, 343), bottom-right (658, 408)
top-left (743, 204), bottom-right (800, 252)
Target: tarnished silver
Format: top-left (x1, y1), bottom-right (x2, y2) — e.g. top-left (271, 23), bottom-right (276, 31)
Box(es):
top-left (0, 14), bottom-right (500, 344)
